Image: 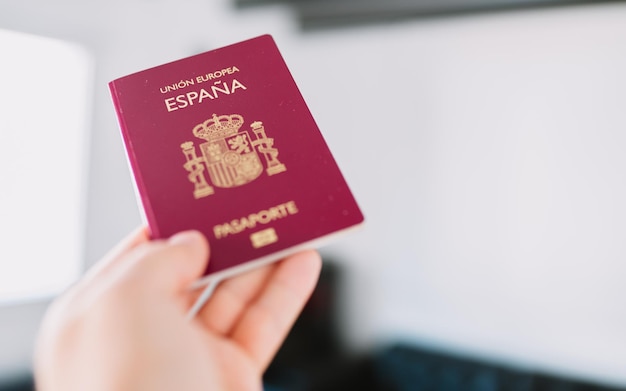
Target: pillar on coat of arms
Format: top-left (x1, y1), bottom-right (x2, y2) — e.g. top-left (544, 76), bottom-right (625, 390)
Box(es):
top-left (181, 141), bottom-right (215, 199)
top-left (251, 121), bottom-right (286, 176)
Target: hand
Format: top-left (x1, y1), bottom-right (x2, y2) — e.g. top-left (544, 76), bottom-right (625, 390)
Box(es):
top-left (34, 227), bottom-right (322, 391)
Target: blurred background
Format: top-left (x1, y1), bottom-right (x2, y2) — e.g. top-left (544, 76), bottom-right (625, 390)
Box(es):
top-left (1, 0), bottom-right (626, 390)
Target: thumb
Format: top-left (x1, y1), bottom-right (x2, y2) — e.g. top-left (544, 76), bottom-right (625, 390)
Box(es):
top-left (128, 230), bottom-right (210, 294)
top-left (166, 230), bottom-right (210, 291)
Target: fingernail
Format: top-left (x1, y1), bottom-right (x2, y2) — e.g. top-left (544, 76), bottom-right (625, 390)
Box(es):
top-left (169, 230), bottom-right (206, 246)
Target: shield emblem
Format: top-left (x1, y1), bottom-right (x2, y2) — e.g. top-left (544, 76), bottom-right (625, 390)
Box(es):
top-left (199, 130), bottom-right (263, 188)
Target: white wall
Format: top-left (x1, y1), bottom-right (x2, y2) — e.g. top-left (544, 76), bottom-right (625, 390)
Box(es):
top-left (1, 0), bottom-right (625, 386)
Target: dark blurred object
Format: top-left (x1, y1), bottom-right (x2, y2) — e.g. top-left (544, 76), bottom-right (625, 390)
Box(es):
top-left (374, 344), bottom-right (626, 391)
top-left (0, 375), bottom-right (34, 391)
top-left (235, 0), bottom-right (625, 29)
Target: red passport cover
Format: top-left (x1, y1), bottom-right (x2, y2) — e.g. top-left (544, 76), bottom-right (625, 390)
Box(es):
top-left (109, 35), bottom-right (364, 283)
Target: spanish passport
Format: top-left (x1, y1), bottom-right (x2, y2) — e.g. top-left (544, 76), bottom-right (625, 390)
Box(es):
top-left (109, 35), bottom-right (364, 285)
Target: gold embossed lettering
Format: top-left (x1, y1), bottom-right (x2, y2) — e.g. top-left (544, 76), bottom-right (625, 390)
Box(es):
top-left (212, 201), bottom-right (299, 240)
top-left (165, 97), bottom-right (178, 112)
top-left (230, 79), bottom-right (247, 92)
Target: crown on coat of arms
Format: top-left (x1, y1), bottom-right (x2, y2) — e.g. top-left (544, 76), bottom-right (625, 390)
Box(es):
top-left (192, 113), bottom-right (244, 141)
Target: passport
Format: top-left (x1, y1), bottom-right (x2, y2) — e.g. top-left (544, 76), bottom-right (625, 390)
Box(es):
top-left (109, 35), bottom-right (364, 284)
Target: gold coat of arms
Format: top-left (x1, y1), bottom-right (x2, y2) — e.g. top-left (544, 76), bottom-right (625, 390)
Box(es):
top-left (181, 113), bottom-right (286, 199)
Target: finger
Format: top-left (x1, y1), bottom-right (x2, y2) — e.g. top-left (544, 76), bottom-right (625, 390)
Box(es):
top-left (196, 262), bottom-right (276, 335)
top-left (166, 230), bottom-right (211, 290)
top-left (230, 250), bottom-right (322, 370)
top-left (79, 226), bottom-right (150, 284)
top-left (59, 226), bottom-right (150, 307)
top-left (121, 230), bottom-right (210, 295)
